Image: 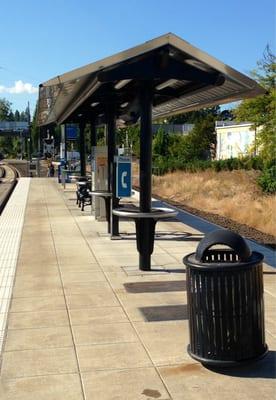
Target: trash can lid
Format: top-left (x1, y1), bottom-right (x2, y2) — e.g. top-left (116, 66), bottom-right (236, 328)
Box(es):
top-left (195, 229), bottom-right (251, 262)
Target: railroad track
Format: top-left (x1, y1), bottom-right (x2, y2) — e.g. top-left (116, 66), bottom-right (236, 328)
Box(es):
top-left (0, 167), bottom-right (5, 179)
top-left (0, 163), bottom-right (19, 214)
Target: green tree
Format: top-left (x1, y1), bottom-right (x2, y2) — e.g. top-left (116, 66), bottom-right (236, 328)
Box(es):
top-left (30, 103), bottom-right (40, 153)
top-left (14, 110), bottom-right (21, 121)
top-left (153, 128), bottom-right (169, 157)
top-left (0, 99), bottom-right (14, 156)
top-left (117, 125), bottom-right (140, 156)
top-left (0, 98), bottom-right (13, 120)
top-left (234, 46), bottom-right (276, 162)
top-left (166, 115), bottom-right (216, 162)
top-left (186, 116), bottom-right (216, 160)
top-left (167, 134), bottom-right (187, 159)
top-left (20, 110), bottom-right (28, 121)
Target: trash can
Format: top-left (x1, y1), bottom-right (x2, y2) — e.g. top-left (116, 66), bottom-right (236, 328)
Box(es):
top-left (183, 229), bottom-right (268, 367)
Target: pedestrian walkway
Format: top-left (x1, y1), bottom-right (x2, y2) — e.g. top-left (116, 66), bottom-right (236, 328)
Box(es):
top-left (0, 178), bottom-right (275, 399)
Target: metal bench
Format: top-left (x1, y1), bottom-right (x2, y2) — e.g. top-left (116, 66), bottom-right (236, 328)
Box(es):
top-left (76, 179), bottom-right (92, 211)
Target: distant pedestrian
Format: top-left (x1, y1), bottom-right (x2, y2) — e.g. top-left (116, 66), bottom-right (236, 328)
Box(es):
top-left (50, 163), bottom-right (55, 177)
top-left (47, 162), bottom-right (55, 177)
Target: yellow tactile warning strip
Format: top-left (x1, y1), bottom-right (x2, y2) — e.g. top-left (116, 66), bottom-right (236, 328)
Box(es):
top-left (0, 178), bottom-right (30, 353)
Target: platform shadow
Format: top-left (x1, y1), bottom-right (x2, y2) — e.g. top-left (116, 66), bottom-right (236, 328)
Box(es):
top-left (155, 231), bottom-right (203, 242)
top-left (121, 231), bottom-right (203, 242)
top-left (205, 350), bottom-right (276, 379)
top-left (139, 304), bottom-right (188, 322)
top-left (165, 268), bottom-right (186, 274)
top-left (124, 280), bottom-right (186, 293)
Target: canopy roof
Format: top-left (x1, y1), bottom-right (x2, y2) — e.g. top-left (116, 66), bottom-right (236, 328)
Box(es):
top-left (37, 33), bottom-right (264, 127)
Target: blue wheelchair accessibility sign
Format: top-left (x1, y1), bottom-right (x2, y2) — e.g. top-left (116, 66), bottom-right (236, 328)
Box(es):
top-left (116, 159), bottom-right (132, 197)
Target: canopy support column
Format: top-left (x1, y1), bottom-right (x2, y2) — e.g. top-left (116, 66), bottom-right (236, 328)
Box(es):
top-left (90, 118), bottom-right (97, 212)
top-left (79, 122), bottom-right (86, 177)
top-left (106, 104), bottom-right (119, 237)
top-left (138, 82), bottom-right (154, 271)
top-left (90, 118), bottom-right (97, 147)
top-left (64, 125), bottom-right (67, 162)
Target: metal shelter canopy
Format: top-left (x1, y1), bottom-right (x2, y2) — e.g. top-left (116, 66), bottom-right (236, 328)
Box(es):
top-left (37, 33), bottom-right (264, 272)
top-left (37, 33), bottom-right (264, 127)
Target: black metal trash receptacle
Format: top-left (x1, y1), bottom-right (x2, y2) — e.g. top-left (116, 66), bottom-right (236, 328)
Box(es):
top-left (183, 229), bottom-right (268, 367)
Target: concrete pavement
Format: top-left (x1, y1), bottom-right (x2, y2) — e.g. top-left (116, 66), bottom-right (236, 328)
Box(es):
top-left (0, 178), bottom-right (275, 399)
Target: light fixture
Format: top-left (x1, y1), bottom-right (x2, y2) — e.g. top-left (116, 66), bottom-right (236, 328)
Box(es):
top-left (91, 102), bottom-right (99, 107)
top-left (155, 79), bottom-right (178, 91)
top-left (120, 102), bottom-right (128, 108)
top-left (78, 113), bottom-right (83, 117)
top-left (185, 59), bottom-right (208, 71)
top-left (114, 79), bottom-right (132, 90)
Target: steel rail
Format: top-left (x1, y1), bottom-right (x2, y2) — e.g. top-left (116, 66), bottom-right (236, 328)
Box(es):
top-left (0, 165), bottom-right (19, 214)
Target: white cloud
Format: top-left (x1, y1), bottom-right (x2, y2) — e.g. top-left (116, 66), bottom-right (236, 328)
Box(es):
top-left (0, 80), bottom-right (38, 94)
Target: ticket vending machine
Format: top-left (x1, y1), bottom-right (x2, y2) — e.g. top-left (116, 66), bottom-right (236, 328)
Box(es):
top-left (91, 146), bottom-right (108, 220)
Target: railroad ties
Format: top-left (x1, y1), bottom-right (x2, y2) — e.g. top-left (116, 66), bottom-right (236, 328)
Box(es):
top-left (0, 164), bottom-right (19, 214)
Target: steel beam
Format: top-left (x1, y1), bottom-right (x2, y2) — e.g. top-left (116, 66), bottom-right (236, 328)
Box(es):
top-left (106, 104), bottom-right (119, 236)
top-left (79, 122), bottom-right (86, 177)
top-left (90, 118), bottom-right (97, 212)
top-left (90, 119), bottom-right (97, 147)
top-left (98, 55), bottom-right (224, 86)
top-left (139, 82), bottom-right (153, 213)
top-left (138, 82), bottom-right (154, 270)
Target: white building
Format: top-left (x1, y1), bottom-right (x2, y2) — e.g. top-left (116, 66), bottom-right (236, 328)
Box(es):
top-left (216, 121), bottom-right (258, 159)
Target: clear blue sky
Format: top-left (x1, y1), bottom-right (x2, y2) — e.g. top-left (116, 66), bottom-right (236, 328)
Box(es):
top-left (1, 0), bottom-right (275, 116)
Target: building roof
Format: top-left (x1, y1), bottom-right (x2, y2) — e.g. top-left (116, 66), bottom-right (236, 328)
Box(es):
top-left (37, 33), bottom-right (265, 127)
top-left (215, 121), bottom-right (253, 128)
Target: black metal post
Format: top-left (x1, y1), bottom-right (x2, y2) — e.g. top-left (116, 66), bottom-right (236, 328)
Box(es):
top-left (64, 124), bottom-right (67, 163)
top-left (90, 118), bottom-right (97, 178)
top-left (140, 82), bottom-right (153, 212)
top-left (138, 82), bottom-right (154, 270)
top-left (79, 122), bottom-right (86, 177)
top-left (106, 104), bottom-right (119, 236)
top-left (90, 119), bottom-right (97, 147)
top-left (90, 118), bottom-right (97, 217)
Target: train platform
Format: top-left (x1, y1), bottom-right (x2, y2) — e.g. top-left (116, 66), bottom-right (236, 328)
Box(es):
top-left (0, 178), bottom-right (275, 399)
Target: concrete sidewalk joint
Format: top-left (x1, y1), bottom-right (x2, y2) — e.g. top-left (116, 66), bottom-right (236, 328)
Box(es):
top-left (0, 178), bottom-right (275, 400)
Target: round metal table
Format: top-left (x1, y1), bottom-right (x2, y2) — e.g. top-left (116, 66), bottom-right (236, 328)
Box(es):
top-left (113, 206), bottom-right (178, 270)
top-left (112, 206), bottom-right (178, 219)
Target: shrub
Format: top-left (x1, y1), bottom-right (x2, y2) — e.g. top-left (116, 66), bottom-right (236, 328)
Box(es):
top-left (264, 158), bottom-right (276, 169)
top-left (184, 160), bottom-right (212, 172)
top-left (258, 165), bottom-right (276, 194)
top-left (250, 157), bottom-right (264, 170)
top-left (152, 156), bottom-right (170, 175)
top-left (212, 160), bottom-right (222, 172)
top-left (152, 155), bottom-right (265, 176)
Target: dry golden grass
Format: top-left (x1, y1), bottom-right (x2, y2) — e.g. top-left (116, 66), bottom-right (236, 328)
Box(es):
top-left (152, 169), bottom-right (276, 237)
